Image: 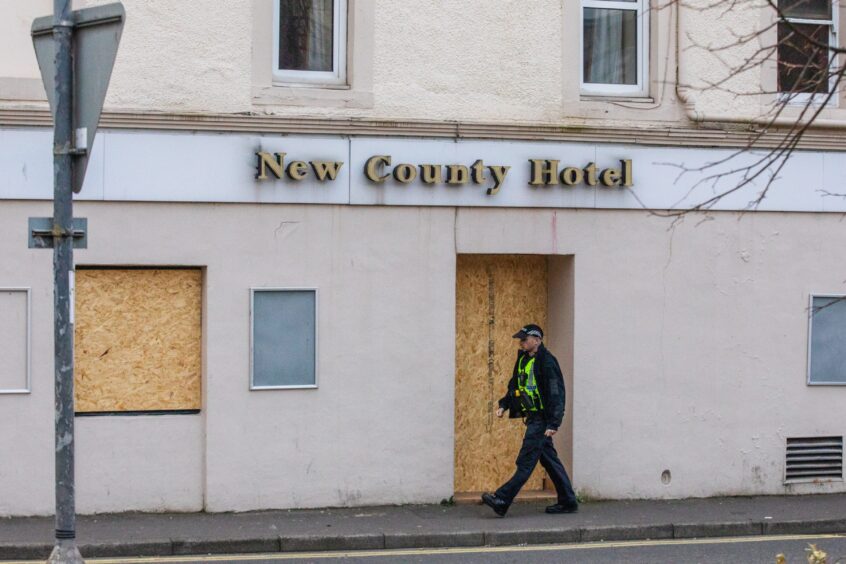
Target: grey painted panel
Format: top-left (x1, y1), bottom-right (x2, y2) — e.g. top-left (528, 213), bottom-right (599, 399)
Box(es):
top-left (0, 290), bottom-right (28, 391)
top-left (810, 296), bottom-right (846, 384)
top-left (252, 290), bottom-right (316, 388)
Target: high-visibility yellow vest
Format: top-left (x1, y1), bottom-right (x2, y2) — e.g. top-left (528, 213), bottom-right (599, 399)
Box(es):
top-left (515, 356), bottom-right (543, 413)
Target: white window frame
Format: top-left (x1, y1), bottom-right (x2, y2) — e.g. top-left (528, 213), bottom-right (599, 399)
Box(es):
top-left (249, 287), bottom-right (319, 391)
top-left (0, 287), bottom-right (31, 395)
top-left (580, 0), bottom-right (650, 97)
top-left (807, 293), bottom-right (846, 386)
top-left (777, 2), bottom-right (839, 107)
top-left (272, 0), bottom-right (348, 87)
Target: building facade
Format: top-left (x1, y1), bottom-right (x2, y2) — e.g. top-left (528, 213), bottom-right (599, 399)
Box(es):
top-left (1, 0), bottom-right (845, 516)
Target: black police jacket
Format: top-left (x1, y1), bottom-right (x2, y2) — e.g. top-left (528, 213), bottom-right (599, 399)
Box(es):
top-left (497, 344), bottom-right (566, 431)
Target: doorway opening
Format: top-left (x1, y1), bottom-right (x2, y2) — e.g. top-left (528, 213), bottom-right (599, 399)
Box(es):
top-left (454, 254), bottom-right (574, 501)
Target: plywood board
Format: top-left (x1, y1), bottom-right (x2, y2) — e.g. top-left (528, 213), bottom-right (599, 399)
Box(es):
top-left (455, 255), bottom-right (548, 493)
top-left (74, 269), bottom-right (202, 412)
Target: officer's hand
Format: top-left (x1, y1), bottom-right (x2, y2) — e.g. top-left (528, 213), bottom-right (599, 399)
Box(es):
top-left (495, 407), bottom-right (505, 418)
top-left (544, 429), bottom-right (557, 437)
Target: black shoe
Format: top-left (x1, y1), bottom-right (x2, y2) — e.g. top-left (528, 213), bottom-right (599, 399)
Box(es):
top-left (481, 492), bottom-right (509, 517)
top-left (545, 502), bottom-right (579, 514)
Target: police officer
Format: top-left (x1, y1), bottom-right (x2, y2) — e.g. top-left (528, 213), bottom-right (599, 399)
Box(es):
top-left (481, 324), bottom-right (578, 517)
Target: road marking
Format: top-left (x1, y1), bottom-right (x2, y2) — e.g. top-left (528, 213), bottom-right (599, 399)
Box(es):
top-left (2, 534), bottom-right (844, 563)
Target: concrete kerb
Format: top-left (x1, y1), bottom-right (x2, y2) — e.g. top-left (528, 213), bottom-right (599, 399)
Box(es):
top-left (483, 528), bottom-right (581, 546)
top-left (580, 524), bottom-right (675, 542)
top-left (2, 519), bottom-right (846, 560)
top-left (673, 521), bottom-right (764, 539)
top-left (383, 531), bottom-right (485, 549)
top-left (279, 533), bottom-right (385, 552)
top-left (764, 518), bottom-right (846, 535)
top-left (0, 543), bottom-right (54, 561)
top-left (79, 541), bottom-right (174, 558)
top-left (171, 537), bottom-right (281, 556)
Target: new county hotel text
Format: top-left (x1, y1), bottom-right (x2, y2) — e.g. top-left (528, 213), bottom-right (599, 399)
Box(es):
top-left (1, 0), bottom-right (846, 516)
top-left (256, 151), bottom-right (634, 193)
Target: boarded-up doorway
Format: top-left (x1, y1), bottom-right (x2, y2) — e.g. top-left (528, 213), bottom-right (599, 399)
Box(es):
top-left (455, 255), bottom-right (547, 494)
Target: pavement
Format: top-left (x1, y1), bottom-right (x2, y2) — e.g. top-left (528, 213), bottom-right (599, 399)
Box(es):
top-left (1, 494), bottom-right (845, 560)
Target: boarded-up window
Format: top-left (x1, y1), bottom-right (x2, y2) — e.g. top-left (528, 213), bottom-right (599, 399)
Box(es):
top-left (74, 269), bottom-right (202, 413)
top-left (0, 288), bottom-right (30, 393)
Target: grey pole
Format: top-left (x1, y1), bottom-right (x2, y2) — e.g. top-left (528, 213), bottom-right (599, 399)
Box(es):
top-left (47, 0), bottom-right (83, 562)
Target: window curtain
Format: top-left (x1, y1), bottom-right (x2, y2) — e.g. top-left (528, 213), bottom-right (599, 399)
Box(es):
top-left (307, 0), bottom-right (333, 72)
top-left (278, 0), bottom-right (334, 72)
top-left (584, 8), bottom-right (637, 85)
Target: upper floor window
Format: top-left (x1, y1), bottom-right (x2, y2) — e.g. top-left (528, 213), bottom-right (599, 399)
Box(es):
top-left (777, 0), bottom-right (838, 103)
top-left (581, 0), bottom-right (650, 96)
top-left (273, 0), bottom-right (347, 86)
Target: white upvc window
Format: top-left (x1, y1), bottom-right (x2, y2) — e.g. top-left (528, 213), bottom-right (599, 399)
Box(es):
top-left (250, 288), bottom-right (319, 390)
top-left (273, 0), bottom-right (347, 86)
top-left (580, 0), bottom-right (650, 97)
top-left (807, 294), bottom-right (846, 386)
top-left (777, 0), bottom-right (839, 106)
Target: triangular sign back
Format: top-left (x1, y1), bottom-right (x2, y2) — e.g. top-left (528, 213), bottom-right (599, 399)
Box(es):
top-left (32, 3), bottom-right (125, 194)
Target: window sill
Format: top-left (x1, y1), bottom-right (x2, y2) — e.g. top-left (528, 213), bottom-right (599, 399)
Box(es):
top-left (253, 85), bottom-right (374, 109)
top-left (250, 385), bottom-right (319, 391)
top-left (580, 95), bottom-right (655, 104)
top-left (271, 81), bottom-right (351, 90)
top-left (778, 93), bottom-right (839, 109)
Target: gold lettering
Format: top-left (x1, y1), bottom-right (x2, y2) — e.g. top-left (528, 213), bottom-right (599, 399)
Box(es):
top-left (487, 165), bottom-right (510, 196)
top-left (286, 161), bottom-right (308, 181)
top-left (311, 161), bottom-right (344, 181)
top-left (560, 167), bottom-right (583, 186)
top-left (419, 164), bottom-right (442, 184)
top-left (393, 163), bottom-right (417, 184)
top-left (255, 152), bottom-right (285, 180)
top-left (365, 155), bottom-right (391, 183)
top-left (600, 168), bottom-right (621, 187)
top-left (584, 162), bottom-right (598, 186)
top-left (447, 165), bottom-right (469, 185)
top-left (471, 160), bottom-right (486, 185)
top-left (621, 159), bottom-right (633, 187)
top-left (529, 160), bottom-right (559, 186)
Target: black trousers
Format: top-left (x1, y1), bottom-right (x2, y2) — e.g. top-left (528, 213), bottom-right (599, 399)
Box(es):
top-left (495, 414), bottom-right (577, 506)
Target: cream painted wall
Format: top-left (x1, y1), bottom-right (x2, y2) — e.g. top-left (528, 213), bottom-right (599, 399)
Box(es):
top-left (8, 0), bottom-right (846, 123)
top-left (4, 0), bottom-right (804, 125)
top-left (75, 416), bottom-right (205, 514)
top-left (0, 0), bottom-right (50, 79)
top-left (0, 202), bottom-right (59, 516)
top-left (1, 199), bottom-right (845, 515)
top-left (0, 202), bottom-right (456, 516)
top-left (456, 208), bottom-right (846, 499)
top-left (81, 0), bottom-right (253, 113)
top-left (0, 202), bottom-right (206, 516)
top-left (7, 0), bottom-right (845, 124)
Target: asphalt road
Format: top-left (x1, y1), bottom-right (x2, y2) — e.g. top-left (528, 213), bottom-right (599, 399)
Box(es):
top-left (7, 534), bottom-right (846, 564)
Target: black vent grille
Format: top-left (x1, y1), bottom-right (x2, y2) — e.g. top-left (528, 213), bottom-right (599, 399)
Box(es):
top-left (786, 436), bottom-right (843, 482)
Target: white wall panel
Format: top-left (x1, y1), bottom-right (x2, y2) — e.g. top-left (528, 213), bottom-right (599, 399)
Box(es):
top-left (2, 128), bottom-right (845, 213)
